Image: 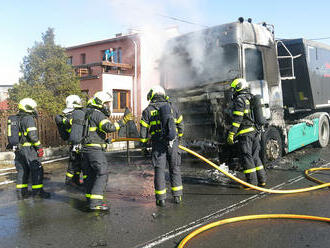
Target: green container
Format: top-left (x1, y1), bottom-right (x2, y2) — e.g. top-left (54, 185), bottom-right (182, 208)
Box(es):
top-left (288, 118), bottom-right (319, 153)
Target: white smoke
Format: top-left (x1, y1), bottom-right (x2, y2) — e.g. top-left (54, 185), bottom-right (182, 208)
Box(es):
top-left (104, 0), bottom-right (208, 109)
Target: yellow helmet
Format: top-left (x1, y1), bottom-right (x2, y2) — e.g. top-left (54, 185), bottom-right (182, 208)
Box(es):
top-left (230, 78), bottom-right (249, 92)
top-left (18, 98), bottom-right (37, 113)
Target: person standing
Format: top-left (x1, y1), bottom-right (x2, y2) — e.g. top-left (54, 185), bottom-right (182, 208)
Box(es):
top-left (140, 85), bottom-right (183, 207)
top-left (226, 78), bottom-right (266, 187)
top-left (82, 91), bottom-right (132, 211)
top-left (55, 95), bottom-right (85, 187)
top-left (13, 98), bottom-right (50, 199)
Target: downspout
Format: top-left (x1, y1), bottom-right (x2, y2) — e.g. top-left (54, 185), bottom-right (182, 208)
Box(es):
top-left (128, 37), bottom-right (138, 115)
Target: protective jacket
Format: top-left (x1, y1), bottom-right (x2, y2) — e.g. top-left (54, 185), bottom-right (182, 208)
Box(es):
top-left (140, 96), bottom-right (184, 202)
top-left (140, 96), bottom-right (183, 144)
top-left (229, 92), bottom-right (255, 137)
top-left (83, 107), bottom-right (125, 150)
top-left (15, 111), bottom-right (45, 193)
top-left (229, 91), bottom-right (266, 186)
top-left (169, 101), bottom-right (184, 139)
top-left (18, 112), bottom-right (42, 149)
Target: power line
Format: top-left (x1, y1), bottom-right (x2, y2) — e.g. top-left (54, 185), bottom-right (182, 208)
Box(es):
top-left (110, 2), bottom-right (209, 28)
top-left (156, 13), bottom-right (209, 28)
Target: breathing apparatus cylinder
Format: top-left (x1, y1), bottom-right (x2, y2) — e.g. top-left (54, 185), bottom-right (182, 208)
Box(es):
top-left (251, 94), bottom-right (267, 126)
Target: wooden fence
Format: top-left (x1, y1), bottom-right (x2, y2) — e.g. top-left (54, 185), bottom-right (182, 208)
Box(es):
top-left (0, 113), bottom-right (141, 152)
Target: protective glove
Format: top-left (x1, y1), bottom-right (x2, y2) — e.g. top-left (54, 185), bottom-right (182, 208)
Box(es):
top-left (122, 112), bottom-right (133, 124)
top-left (72, 144), bottom-right (81, 153)
top-left (37, 148), bottom-right (44, 157)
top-left (227, 132), bottom-right (235, 145)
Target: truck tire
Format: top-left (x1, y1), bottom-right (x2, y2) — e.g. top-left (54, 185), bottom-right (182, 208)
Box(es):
top-left (317, 115), bottom-right (329, 148)
top-left (261, 127), bottom-right (283, 164)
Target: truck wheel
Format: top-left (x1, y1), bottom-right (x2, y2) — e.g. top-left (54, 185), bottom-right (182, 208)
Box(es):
top-left (261, 127), bottom-right (283, 164)
top-left (317, 115), bottom-right (329, 148)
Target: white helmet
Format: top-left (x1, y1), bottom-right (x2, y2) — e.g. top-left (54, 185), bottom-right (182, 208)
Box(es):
top-left (18, 98), bottom-right (37, 113)
top-left (147, 85), bottom-right (166, 101)
top-left (90, 91), bottom-right (113, 108)
top-left (66, 95), bottom-right (82, 109)
top-left (230, 78), bottom-right (249, 92)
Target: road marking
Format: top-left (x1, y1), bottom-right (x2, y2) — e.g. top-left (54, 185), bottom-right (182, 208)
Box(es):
top-left (135, 162), bottom-right (330, 248)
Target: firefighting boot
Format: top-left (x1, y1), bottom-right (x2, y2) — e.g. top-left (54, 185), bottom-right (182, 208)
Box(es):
top-left (89, 200), bottom-right (109, 211)
top-left (156, 199), bottom-right (166, 207)
top-left (72, 173), bottom-right (82, 186)
top-left (16, 188), bottom-right (31, 200)
top-left (32, 189), bottom-right (51, 199)
top-left (173, 196), bottom-right (182, 204)
top-left (65, 175), bottom-right (74, 186)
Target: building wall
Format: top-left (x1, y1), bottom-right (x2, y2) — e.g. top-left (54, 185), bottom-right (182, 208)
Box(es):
top-left (66, 35), bottom-right (142, 115)
top-left (102, 74), bottom-right (133, 117)
top-left (79, 78), bottom-right (102, 96)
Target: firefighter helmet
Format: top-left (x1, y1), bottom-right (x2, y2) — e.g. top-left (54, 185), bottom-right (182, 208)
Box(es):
top-left (18, 98), bottom-right (37, 113)
top-left (89, 91), bottom-right (113, 108)
top-left (231, 78), bottom-right (249, 92)
top-left (147, 85), bottom-right (166, 101)
top-left (65, 95), bottom-right (82, 110)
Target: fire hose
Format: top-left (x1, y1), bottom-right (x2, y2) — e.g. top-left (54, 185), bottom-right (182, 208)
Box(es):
top-left (111, 138), bottom-right (330, 247)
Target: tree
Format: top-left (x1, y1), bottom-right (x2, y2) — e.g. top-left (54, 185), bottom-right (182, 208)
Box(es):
top-left (8, 27), bottom-right (84, 115)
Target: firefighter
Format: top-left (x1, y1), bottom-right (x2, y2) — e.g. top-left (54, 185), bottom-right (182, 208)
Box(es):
top-left (227, 78), bottom-right (266, 187)
top-left (82, 91), bottom-right (132, 211)
top-left (55, 95), bottom-right (85, 187)
top-left (140, 85), bottom-right (183, 207)
top-left (14, 98), bottom-right (50, 199)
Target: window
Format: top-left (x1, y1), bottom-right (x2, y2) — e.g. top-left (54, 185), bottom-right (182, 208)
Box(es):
top-left (67, 56), bottom-right (73, 65)
top-left (117, 48), bottom-right (122, 63)
top-left (80, 53), bottom-right (86, 64)
top-left (101, 50), bottom-right (105, 60)
top-left (245, 48), bottom-right (264, 81)
top-left (113, 89), bottom-right (130, 112)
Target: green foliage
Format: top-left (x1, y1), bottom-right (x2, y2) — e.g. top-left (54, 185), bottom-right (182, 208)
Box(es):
top-left (8, 27), bottom-right (84, 115)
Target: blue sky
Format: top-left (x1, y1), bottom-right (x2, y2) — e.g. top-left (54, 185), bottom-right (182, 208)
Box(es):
top-left (0, 0), bottom-right (329, 85)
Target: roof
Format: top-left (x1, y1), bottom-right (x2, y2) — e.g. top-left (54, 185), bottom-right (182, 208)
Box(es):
top-left (66, 33), bottom-right (139, 50)
top-left (280, 38), bottom-right (330, 51)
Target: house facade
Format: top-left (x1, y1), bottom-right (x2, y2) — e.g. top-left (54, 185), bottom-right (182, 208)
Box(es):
top-left (66, 33), bottom-right (142, 116)
top-left (66, 28), bottom-right (179, 117)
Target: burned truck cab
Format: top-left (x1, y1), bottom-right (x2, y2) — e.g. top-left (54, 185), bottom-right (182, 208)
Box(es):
top-left (160, 19), bottom-right (284, 162)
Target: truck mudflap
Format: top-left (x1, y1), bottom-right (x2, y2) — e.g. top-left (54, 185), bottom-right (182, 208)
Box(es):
top-left (286, 113), bottom-right (330, 153)
top-left (287, 119), bottom-right (319, 153)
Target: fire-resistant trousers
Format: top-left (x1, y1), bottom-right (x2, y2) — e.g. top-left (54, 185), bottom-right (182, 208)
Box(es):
top-left (82, 150), bottom-right (109, 205)
top-left (15, 146), bottom-right (44, 192)
top-left (237, 133), bottom-right (266, 185)
top-left (152, 139), bottom-right (183, 200)
top-left (65, 148), bottom-right (84, 184)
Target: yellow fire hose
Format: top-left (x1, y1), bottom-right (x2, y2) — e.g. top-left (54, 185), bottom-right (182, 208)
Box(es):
top-left (112, 138), bottom-right (330, 247)
top-left (178, 145), bottom-right (330, 193)
top-left (177, 214), bottom-right (330, 248)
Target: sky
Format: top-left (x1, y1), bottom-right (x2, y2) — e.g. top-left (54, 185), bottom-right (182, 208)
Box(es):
top-left (0, 0), bottom-right (329, 85)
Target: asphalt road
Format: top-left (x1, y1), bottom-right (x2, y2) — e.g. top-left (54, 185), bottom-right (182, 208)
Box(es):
top-left (0, 145), bottom-right (330, 248)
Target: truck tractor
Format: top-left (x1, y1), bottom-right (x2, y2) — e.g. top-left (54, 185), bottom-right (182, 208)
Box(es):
top-left (160, 18), bottom-right (330, 165)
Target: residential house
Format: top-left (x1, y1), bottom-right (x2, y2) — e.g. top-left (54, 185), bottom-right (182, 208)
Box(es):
top-left (66, 28), bottom-right (179, 117)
